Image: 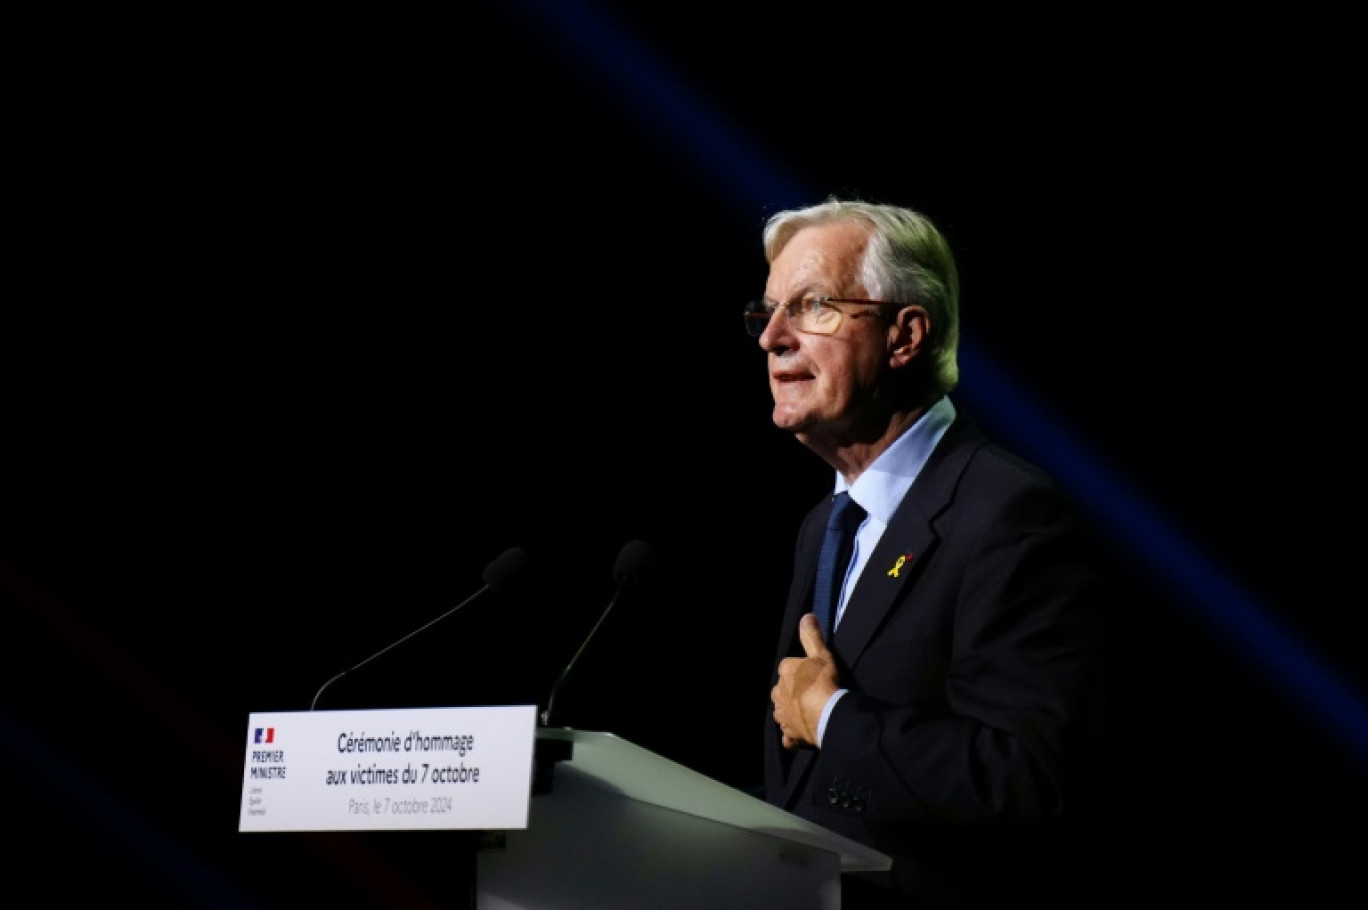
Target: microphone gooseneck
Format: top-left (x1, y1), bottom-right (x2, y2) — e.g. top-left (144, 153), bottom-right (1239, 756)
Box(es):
top-left (309, 546), bottom-right (532, 710)
top-left (541, 539), bottom-right (655, 728)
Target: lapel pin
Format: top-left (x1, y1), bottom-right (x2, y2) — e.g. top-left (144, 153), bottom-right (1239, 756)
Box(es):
top-left (887, 552), bottom-right (915, 578)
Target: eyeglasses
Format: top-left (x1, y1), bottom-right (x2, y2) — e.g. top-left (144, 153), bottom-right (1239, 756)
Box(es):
top-left (743, 297), bottom-right (902, 337)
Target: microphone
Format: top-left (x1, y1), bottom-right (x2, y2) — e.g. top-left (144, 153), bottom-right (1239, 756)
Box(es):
top-left (310, 546), bottom-right (533, 710)
top-left (540, 539), bottom-right (656, 728)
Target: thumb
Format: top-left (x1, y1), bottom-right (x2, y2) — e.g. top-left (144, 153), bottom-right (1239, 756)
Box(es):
top-left (798, 612), bottom-right (831, 658)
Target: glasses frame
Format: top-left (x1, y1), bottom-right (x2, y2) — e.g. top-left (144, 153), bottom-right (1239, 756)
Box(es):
top-left (743, 296), bottom-right (907, 337)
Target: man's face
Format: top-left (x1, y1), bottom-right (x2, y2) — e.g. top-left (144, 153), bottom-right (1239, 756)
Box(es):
top-left (758, 220), bottom-right (890, 443)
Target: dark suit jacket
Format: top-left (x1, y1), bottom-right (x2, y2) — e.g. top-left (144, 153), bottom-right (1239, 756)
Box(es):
top-left (763, 410), bottom-right (1113, 909)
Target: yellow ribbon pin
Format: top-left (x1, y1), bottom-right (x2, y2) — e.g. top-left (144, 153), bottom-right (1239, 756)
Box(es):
top-left (887, 555), bottom-right (907, 578)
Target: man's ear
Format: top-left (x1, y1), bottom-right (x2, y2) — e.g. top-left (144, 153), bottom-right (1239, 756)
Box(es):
top-left (888, 306), bottom-right (929, 368)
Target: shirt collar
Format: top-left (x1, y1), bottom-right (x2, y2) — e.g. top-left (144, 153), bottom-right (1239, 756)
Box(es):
top-left (838, 395), bottom-right (956, 525)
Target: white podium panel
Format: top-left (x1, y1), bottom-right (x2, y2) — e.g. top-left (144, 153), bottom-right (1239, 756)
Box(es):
top-left (476, 729), bottom-right (889, 910)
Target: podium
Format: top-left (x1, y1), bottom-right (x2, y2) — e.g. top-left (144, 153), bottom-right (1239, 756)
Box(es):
top-left (475, 728), bottom-right (890, 910)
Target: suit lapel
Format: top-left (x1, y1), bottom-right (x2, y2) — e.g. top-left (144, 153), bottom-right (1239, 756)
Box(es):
top-left (773, 499), bottom-right (830, 806)
top-left (832, 417), bottom-right (986, 665)
top-left (773, 499), bottom-right (830, 669)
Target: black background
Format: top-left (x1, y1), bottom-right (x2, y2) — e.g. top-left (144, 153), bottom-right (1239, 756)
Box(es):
top-left (5, 3), bottom-right (1365, 906)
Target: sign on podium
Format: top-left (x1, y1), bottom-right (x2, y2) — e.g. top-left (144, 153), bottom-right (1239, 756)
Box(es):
top-left (238, 704), bottom-right (538, 833)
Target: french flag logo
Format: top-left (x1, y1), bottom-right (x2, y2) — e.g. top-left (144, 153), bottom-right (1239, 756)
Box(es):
top-left (254, 727), bottom-right (275, 744)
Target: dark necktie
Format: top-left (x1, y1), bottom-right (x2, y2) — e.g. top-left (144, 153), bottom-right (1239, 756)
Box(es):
top-left (812, 491), bottom-right (866, 638)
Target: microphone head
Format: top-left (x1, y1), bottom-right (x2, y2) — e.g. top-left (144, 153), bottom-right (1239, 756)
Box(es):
top-left (483, 547), bottom-right (532, 592)
top-left (613, 539), bottom-right (656, 587)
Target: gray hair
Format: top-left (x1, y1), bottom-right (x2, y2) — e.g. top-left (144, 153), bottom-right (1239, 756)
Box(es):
top-left (762, 198), bottom-right (960, 395)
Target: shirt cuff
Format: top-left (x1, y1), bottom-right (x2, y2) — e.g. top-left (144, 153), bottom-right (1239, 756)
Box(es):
top-left (815, 688), bottom-right (848, 746)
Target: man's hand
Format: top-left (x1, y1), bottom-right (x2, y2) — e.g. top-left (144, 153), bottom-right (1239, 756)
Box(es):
top-left (771, 613), bottom-right (840, 749)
